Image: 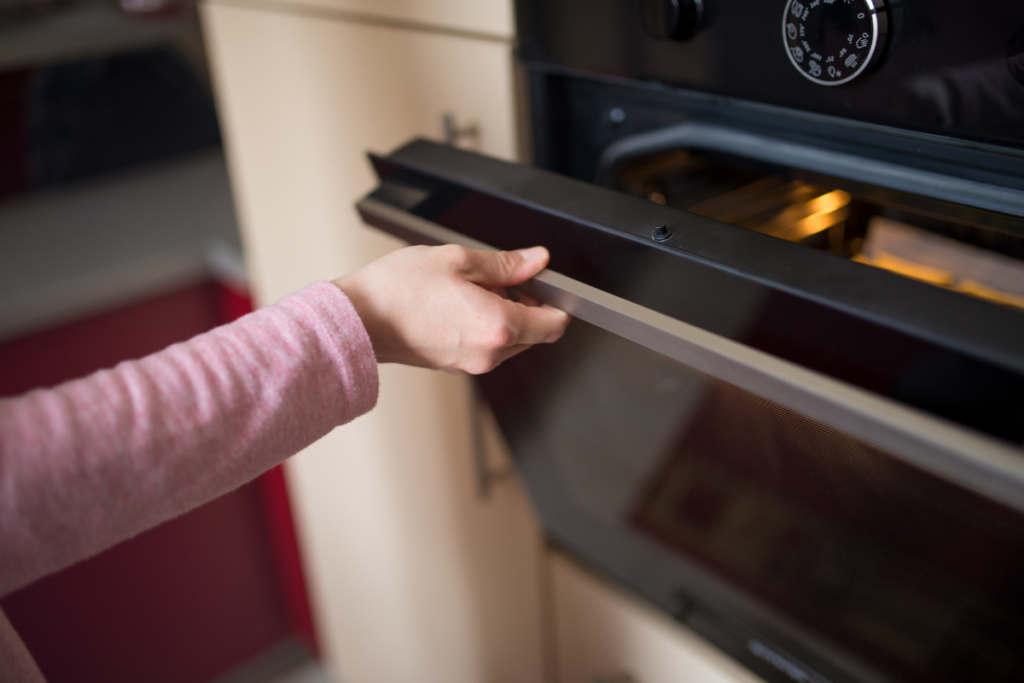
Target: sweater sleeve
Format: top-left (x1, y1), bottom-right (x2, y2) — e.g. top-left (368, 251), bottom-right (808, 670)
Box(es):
top-left (0, 281), bottom-right (378, 597)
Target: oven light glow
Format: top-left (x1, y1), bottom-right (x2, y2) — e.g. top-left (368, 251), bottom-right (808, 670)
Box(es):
top-left (770, 190), bottom-right (852, 241)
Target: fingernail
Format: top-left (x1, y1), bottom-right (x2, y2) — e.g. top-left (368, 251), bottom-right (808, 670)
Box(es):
top-left (519, 246), bottom-right (546, 262)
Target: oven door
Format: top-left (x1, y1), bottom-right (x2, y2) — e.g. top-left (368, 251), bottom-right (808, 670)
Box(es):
top-left (358, 138), bottom-right (1024, 683)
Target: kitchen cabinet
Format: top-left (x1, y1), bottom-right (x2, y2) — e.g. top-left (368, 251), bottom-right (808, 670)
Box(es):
top-left (551, 553), bottom-right (763, 683)
top-left (207, 0), bottom-right (514, 38)
top-left (200, 3), bottom-right (543, 683)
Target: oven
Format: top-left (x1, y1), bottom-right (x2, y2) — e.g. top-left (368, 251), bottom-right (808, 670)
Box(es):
top-left (357, 2), bottom-right (1024, 682)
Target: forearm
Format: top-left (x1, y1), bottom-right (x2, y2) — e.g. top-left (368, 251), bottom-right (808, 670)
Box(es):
top-left (0, 282), bottom-right (377, 597)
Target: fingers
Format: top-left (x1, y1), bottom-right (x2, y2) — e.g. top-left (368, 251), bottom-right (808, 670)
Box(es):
top-left (457, 246), bottom-right (550, 288)
top-left (336, 242), bottom-right (568, 374)
top-left (455, 300), bottom-right (569, 375)
top-left (463, 308), bottom-right (568, 374)
top-left (504, 301), bottom-right (571, 346)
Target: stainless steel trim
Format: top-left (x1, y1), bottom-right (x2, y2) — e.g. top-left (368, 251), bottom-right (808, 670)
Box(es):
top-left (358, 196), bottom-right (1024, 512)
top-left (595, 122), bottom-right (1024, 219)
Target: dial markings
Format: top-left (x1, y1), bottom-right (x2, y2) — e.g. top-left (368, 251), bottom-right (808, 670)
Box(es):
top-left (782, 0), bottom-right (888, 86)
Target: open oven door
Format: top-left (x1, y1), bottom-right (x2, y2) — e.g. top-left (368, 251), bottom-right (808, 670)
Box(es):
top-left (358, 139), bottom-right (1024, 683)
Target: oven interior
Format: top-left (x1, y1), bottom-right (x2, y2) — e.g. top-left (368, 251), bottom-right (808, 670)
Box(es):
top-left (613, 148), bottom-right (1024, 312)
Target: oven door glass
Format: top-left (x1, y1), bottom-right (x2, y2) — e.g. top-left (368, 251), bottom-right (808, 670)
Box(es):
top-left (358, 139), bottom-right (1024, 683)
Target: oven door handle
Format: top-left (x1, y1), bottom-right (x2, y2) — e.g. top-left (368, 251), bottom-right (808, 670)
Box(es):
top-left (595, 121), bottom-right (1024, 220)
top-left (358, 195), bottom-right (1024, 513)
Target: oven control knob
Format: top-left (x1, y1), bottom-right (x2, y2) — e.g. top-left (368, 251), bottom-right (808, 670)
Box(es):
top-left (641, 0), bottom-right (704, 41)
top-left (783, 0), bottom-right (889, 86)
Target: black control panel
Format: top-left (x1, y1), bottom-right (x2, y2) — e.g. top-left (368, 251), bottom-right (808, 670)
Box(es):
top-left (516, 0), bottom-right (1024, 150)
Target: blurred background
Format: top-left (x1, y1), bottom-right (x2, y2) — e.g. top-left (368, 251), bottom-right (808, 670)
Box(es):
top-left (0, 1), bottom-right (565, 683)
top-left (0, 1), bottom-right (317, 682)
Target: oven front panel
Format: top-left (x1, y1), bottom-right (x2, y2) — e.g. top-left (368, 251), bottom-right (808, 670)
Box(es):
top-left (516, 0), bottom-right (1024, 152)
top-left (359, 139), bottom-right (1024, 683)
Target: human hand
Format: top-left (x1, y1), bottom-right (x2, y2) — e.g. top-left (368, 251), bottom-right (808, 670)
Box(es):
top-left (333, 244), bottom-right (571, 374)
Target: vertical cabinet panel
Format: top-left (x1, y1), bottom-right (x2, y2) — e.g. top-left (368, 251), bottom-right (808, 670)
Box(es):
top-left (201, 2), bottom-right (517, 300)
top-left (551, 553), bottom-right (763, 683)
top-left (201, 6), bottom-right (542, 683)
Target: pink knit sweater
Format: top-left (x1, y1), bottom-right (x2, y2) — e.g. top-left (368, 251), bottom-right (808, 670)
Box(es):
top-left (0, 282), bottom-right (379, 682)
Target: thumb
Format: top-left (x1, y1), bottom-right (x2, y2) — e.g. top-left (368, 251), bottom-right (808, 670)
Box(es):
top-left (463, 246), bottom-right (550, 287)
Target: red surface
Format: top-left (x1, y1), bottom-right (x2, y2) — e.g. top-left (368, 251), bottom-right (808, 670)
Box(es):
top-left (216, 280), bottom-right (255, 325)
top-left (257, 467), bottom-right (320, 657)
top-left (1, 482), bottom-right (292, 683)
top-left (0, 282), bottom-right (223, 397)
top-left (0, 280), bottom-right (320, 682)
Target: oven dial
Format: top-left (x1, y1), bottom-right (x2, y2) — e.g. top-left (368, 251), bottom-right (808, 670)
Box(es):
top-left (783, 0), bottom-right (889, 86)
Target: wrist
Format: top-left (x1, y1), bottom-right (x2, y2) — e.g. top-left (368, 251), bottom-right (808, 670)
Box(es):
top-left (332, 275), bottom-right (386, 363)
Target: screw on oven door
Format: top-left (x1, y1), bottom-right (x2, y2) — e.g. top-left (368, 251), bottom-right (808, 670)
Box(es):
top-left (609, 107), bottom-right (626, 124)
top-left (652, 222), bottom-right (673, 241)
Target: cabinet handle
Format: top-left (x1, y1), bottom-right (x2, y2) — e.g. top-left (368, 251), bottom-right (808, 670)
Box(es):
top-left (442, 112), bottom-right (480, 148)
top-left (469, 381), bottom-right (510, 501)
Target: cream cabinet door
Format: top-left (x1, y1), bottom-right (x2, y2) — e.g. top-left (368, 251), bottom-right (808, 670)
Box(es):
top-left (201, 6), bottom-right (543, 683)
top-left (551, 553), bottom-right (764, 683)
top-left (208, 0), bottom-right (514, 38)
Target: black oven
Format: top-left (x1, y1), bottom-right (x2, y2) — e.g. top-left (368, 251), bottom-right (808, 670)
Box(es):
top-left (359, 2), bottom-right (1024, 682)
